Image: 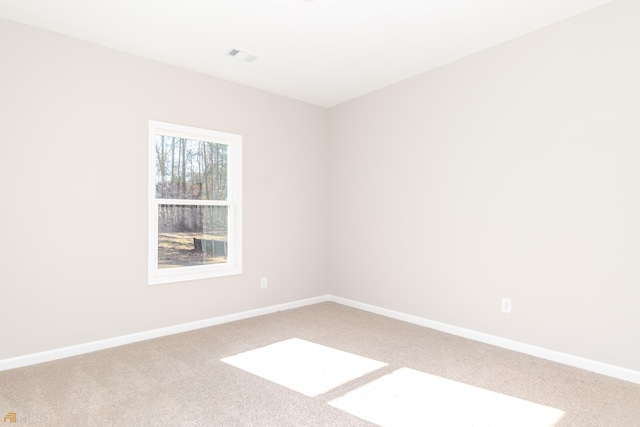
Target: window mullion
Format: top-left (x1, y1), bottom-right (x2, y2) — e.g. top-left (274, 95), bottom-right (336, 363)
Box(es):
top-left (156, 198), bottom-right (231, 207)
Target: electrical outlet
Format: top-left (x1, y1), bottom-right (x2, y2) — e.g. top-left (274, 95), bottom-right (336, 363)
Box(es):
top-left (501, 298), bottom-right (512, 314)
top-left (260, 277), bottom-right (268, 289)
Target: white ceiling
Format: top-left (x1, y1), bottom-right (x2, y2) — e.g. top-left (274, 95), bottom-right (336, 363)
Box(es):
top-left (0, 0), bottom-right (613, 107)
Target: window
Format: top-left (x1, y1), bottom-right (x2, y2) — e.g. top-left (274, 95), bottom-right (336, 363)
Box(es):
top-left (148, 120), bottom-right (242, 284)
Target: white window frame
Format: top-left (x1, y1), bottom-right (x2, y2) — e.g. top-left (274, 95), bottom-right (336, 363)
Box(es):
top-left (148, 120), bottom-right (242, 285)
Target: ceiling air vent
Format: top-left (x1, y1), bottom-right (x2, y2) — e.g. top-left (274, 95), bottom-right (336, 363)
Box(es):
top-left (227, 48), bottom-right (258, 63)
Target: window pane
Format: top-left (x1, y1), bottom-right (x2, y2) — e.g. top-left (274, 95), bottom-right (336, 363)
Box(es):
top-left (155, 135), bottom-right (228, 200)
top-left (157, 205), bottom-right (228, 269)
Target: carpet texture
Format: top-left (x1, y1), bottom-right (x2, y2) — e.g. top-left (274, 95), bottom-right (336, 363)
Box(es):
top-left (1, 302), bottom-right (639, 426)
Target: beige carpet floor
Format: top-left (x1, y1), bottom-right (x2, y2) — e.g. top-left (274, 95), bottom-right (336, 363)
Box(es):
top-left (1, 302), bottom-right (639, 426)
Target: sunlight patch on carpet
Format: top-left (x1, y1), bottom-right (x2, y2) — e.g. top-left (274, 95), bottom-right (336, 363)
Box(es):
top-left (329, 367), bottom-right (565, 427)
top-left (220, 338), bottom-right (388, 397)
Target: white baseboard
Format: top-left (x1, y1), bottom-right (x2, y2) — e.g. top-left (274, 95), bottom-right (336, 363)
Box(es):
top-left (0, 295), bottom-right (329, 372)
top-left (2, 294), bottom-right (639, 385)
top-left (328, 295), bottom-right (640, 385)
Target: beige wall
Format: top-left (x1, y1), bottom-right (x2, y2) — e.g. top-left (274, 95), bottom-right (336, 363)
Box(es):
top-left (329, 0), bottom-right (640, 371)
top-left (2, 0), bottom-right (639, 374)
top-left (0, 18), bottom-right (328, 360)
